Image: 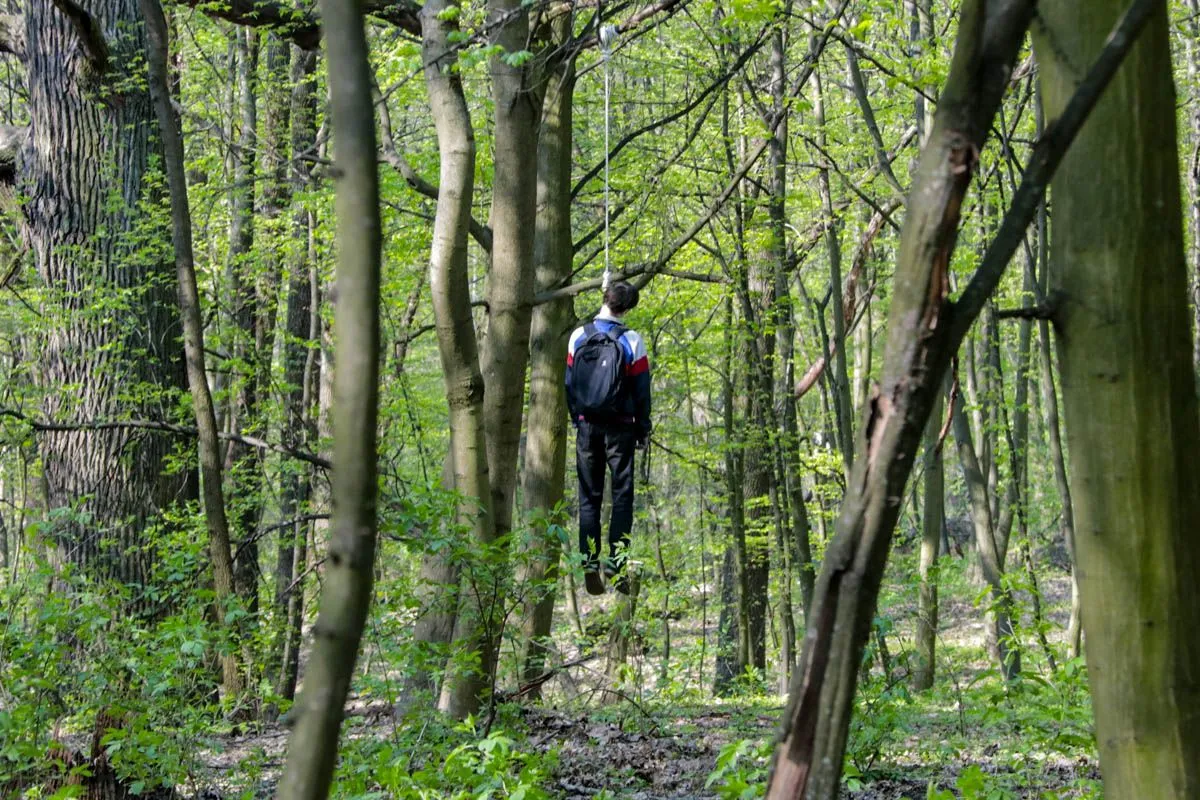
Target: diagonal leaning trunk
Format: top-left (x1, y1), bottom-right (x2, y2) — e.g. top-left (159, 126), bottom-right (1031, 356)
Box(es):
top-left (1033, 2), bottom-right (1200, 795)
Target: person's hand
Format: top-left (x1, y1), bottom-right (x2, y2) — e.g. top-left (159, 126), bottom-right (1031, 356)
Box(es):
top-left (636, 436), bottom-right (649, 451)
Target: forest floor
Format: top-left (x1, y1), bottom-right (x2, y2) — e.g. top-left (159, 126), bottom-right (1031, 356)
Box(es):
top-left (188, 566), bottom-right (1100, 799)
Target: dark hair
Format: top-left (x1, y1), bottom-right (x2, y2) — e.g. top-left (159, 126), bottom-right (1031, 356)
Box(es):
top-left (603, 281), bottom-right (639, 315)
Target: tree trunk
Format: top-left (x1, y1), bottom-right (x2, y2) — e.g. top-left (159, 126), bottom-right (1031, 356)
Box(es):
top-left (951, 386), bottom-right (1019, 680)
top-left (812, 66), bottom-right (853, 476)
top-left (226, 27), bottom-right (262, 612)
top-left (765, 2), bottom-right (1041, 793)
top-left (418, 0), bottom-right (496, 720)
top-left (1034, 3), bottom-right (1200, 794)
top-left (24, 0), bottom-right (189, 596)
top-left (275, 45), bottom-right (318, 703)
top-left (276, 0), bottom-right (381, 794)
top-left (517, 25), bottom-right (576, 694)
top-left (141, 0), bottom-right (242, 699)
top-left (913, 384), bottom-right (943, 691)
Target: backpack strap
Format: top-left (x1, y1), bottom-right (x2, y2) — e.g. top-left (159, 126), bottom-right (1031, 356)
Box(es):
top-left (583, 322), bottom-right (598, 339)
top-left (600, 322), bottom-right (626, 342)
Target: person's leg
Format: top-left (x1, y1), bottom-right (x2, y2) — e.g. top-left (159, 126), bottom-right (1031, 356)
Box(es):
top-left (576, 422), bottom-right (607, 594)
top-left (605, 427), bottom-right (637, 591)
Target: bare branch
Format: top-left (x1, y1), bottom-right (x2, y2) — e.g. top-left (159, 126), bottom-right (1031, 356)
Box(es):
top-left (179, 0), bottom-right (419, 50)
top-left (0, 409), bottom-right (332, 470)
top-left (377, 91), bottom-right (493, 251)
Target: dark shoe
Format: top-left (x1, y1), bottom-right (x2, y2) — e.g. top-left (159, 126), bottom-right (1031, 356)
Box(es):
top-left (584, 570), bottom-right (605, 596)
top-left (612, 572), bottom-right (631, 595)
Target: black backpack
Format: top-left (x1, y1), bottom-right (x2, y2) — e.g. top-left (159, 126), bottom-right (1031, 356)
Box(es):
top-left (570, 323), bottom-right (627, 416)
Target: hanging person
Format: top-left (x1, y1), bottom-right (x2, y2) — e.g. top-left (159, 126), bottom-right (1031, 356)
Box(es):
top-left (565, 281), bottom-right (652, 595)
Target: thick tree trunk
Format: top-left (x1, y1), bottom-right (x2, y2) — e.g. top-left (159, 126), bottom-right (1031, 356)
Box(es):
top-left (517, 27), bottom-right (575, 694)
top-left (24, 0), bottom-right (189, 595)
top-left (1034, 3), bottom-right (1200, 795)
top-left (276, 0), bottom-right (381, 794)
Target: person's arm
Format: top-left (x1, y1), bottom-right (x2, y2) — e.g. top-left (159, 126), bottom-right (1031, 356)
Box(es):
top-left (565, 327), bottom-right (580, 425)
top-left (626, 331), bottom-right (651, 442)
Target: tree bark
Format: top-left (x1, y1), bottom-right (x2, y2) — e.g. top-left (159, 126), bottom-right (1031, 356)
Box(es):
top-left (912, 384), bottom-right (943, 691)
top-left (418, 0), bottom-right (496, 719)
top-left (24, 0), bottom-right (190, 597)
top-left (275, 45), bottom-right (319, 703)
top-left (276, 0), bottom-right (381, 794)
top-left (1034, 2), bottom-right (1200, 794)
top-left (517, 21), bottom-right (576, 694)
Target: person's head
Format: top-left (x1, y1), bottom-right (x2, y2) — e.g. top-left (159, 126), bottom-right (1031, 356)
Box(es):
top-left (603, 281), bottom-right (640, 317)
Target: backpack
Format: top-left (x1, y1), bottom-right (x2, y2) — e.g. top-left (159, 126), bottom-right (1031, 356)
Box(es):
top-left (570, 323), bottom-right (627, 416)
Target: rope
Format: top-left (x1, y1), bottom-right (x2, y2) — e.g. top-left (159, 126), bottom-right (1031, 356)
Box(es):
top-left (600, 24), bottom-right (618, 292)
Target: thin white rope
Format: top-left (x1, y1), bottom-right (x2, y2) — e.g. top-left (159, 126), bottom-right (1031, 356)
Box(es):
top-left (600, 24), bottom-right (618, 292)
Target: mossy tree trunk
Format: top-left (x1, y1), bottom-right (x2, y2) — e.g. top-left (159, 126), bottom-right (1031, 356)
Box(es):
top-left (1034, 2), bottom-right (1200, 794)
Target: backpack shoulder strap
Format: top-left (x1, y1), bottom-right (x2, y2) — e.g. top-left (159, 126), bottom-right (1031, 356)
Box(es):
top-left (583, 322), bottom-right (598, 338)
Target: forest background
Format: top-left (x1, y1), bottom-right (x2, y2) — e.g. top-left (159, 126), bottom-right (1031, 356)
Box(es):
top-left (0, 0), bottom-right (1194, 797)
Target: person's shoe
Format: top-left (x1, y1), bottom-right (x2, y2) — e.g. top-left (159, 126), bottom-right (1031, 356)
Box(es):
top-left (584, 570), bottom-right (605, 596)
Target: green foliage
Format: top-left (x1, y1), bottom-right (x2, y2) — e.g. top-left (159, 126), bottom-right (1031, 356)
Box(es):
top-left (328, 716), bottom-right (557, 800)
top-left (0, 511), bottom-right (227, 794)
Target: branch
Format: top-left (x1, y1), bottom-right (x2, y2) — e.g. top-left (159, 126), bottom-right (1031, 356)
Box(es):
top-left (180, 0), bottom-right (419, 50)
top-left (570, 29), bottom-right (769, 200)
top-left (951, 0), bottom-right (1160, 337)
top-left (552, 0), bottom-right (849, 305)
top-left (994, 296), bottom-right (1061, 321)
top-left (0, 14), bottom-right (25, 59)
top-left (377, 91), bottom-right (493, 252)
top-left (0, 409), bottom-right (332, 470)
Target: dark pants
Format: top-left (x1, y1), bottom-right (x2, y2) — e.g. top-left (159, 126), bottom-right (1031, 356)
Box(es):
top-left (576, 421), bottom-right (636, 569)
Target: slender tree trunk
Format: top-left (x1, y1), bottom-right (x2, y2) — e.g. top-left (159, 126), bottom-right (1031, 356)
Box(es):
top-left (276, 0), bottom-right (381, 794)
top-left (913, 384), bottom-right (944, 691)
top-left (419, 0), bottom-right (497, 720)
top-left (951, 387), bottom-right (1019, 679)
top-left (1035, 3), bottom-right (1200, 794)
top-left (812, 66), bottom-right (852, 475)
top-left (227, 27), bottom-right (262, 612)
top-left (275, 46), bottom-right (318, 702)
top-left (142, 0), bottom-right (242, 699)
top-left (518, 28), bottom-right (576, 693)
top-left (766, 3), bottom-right (1042, 793)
